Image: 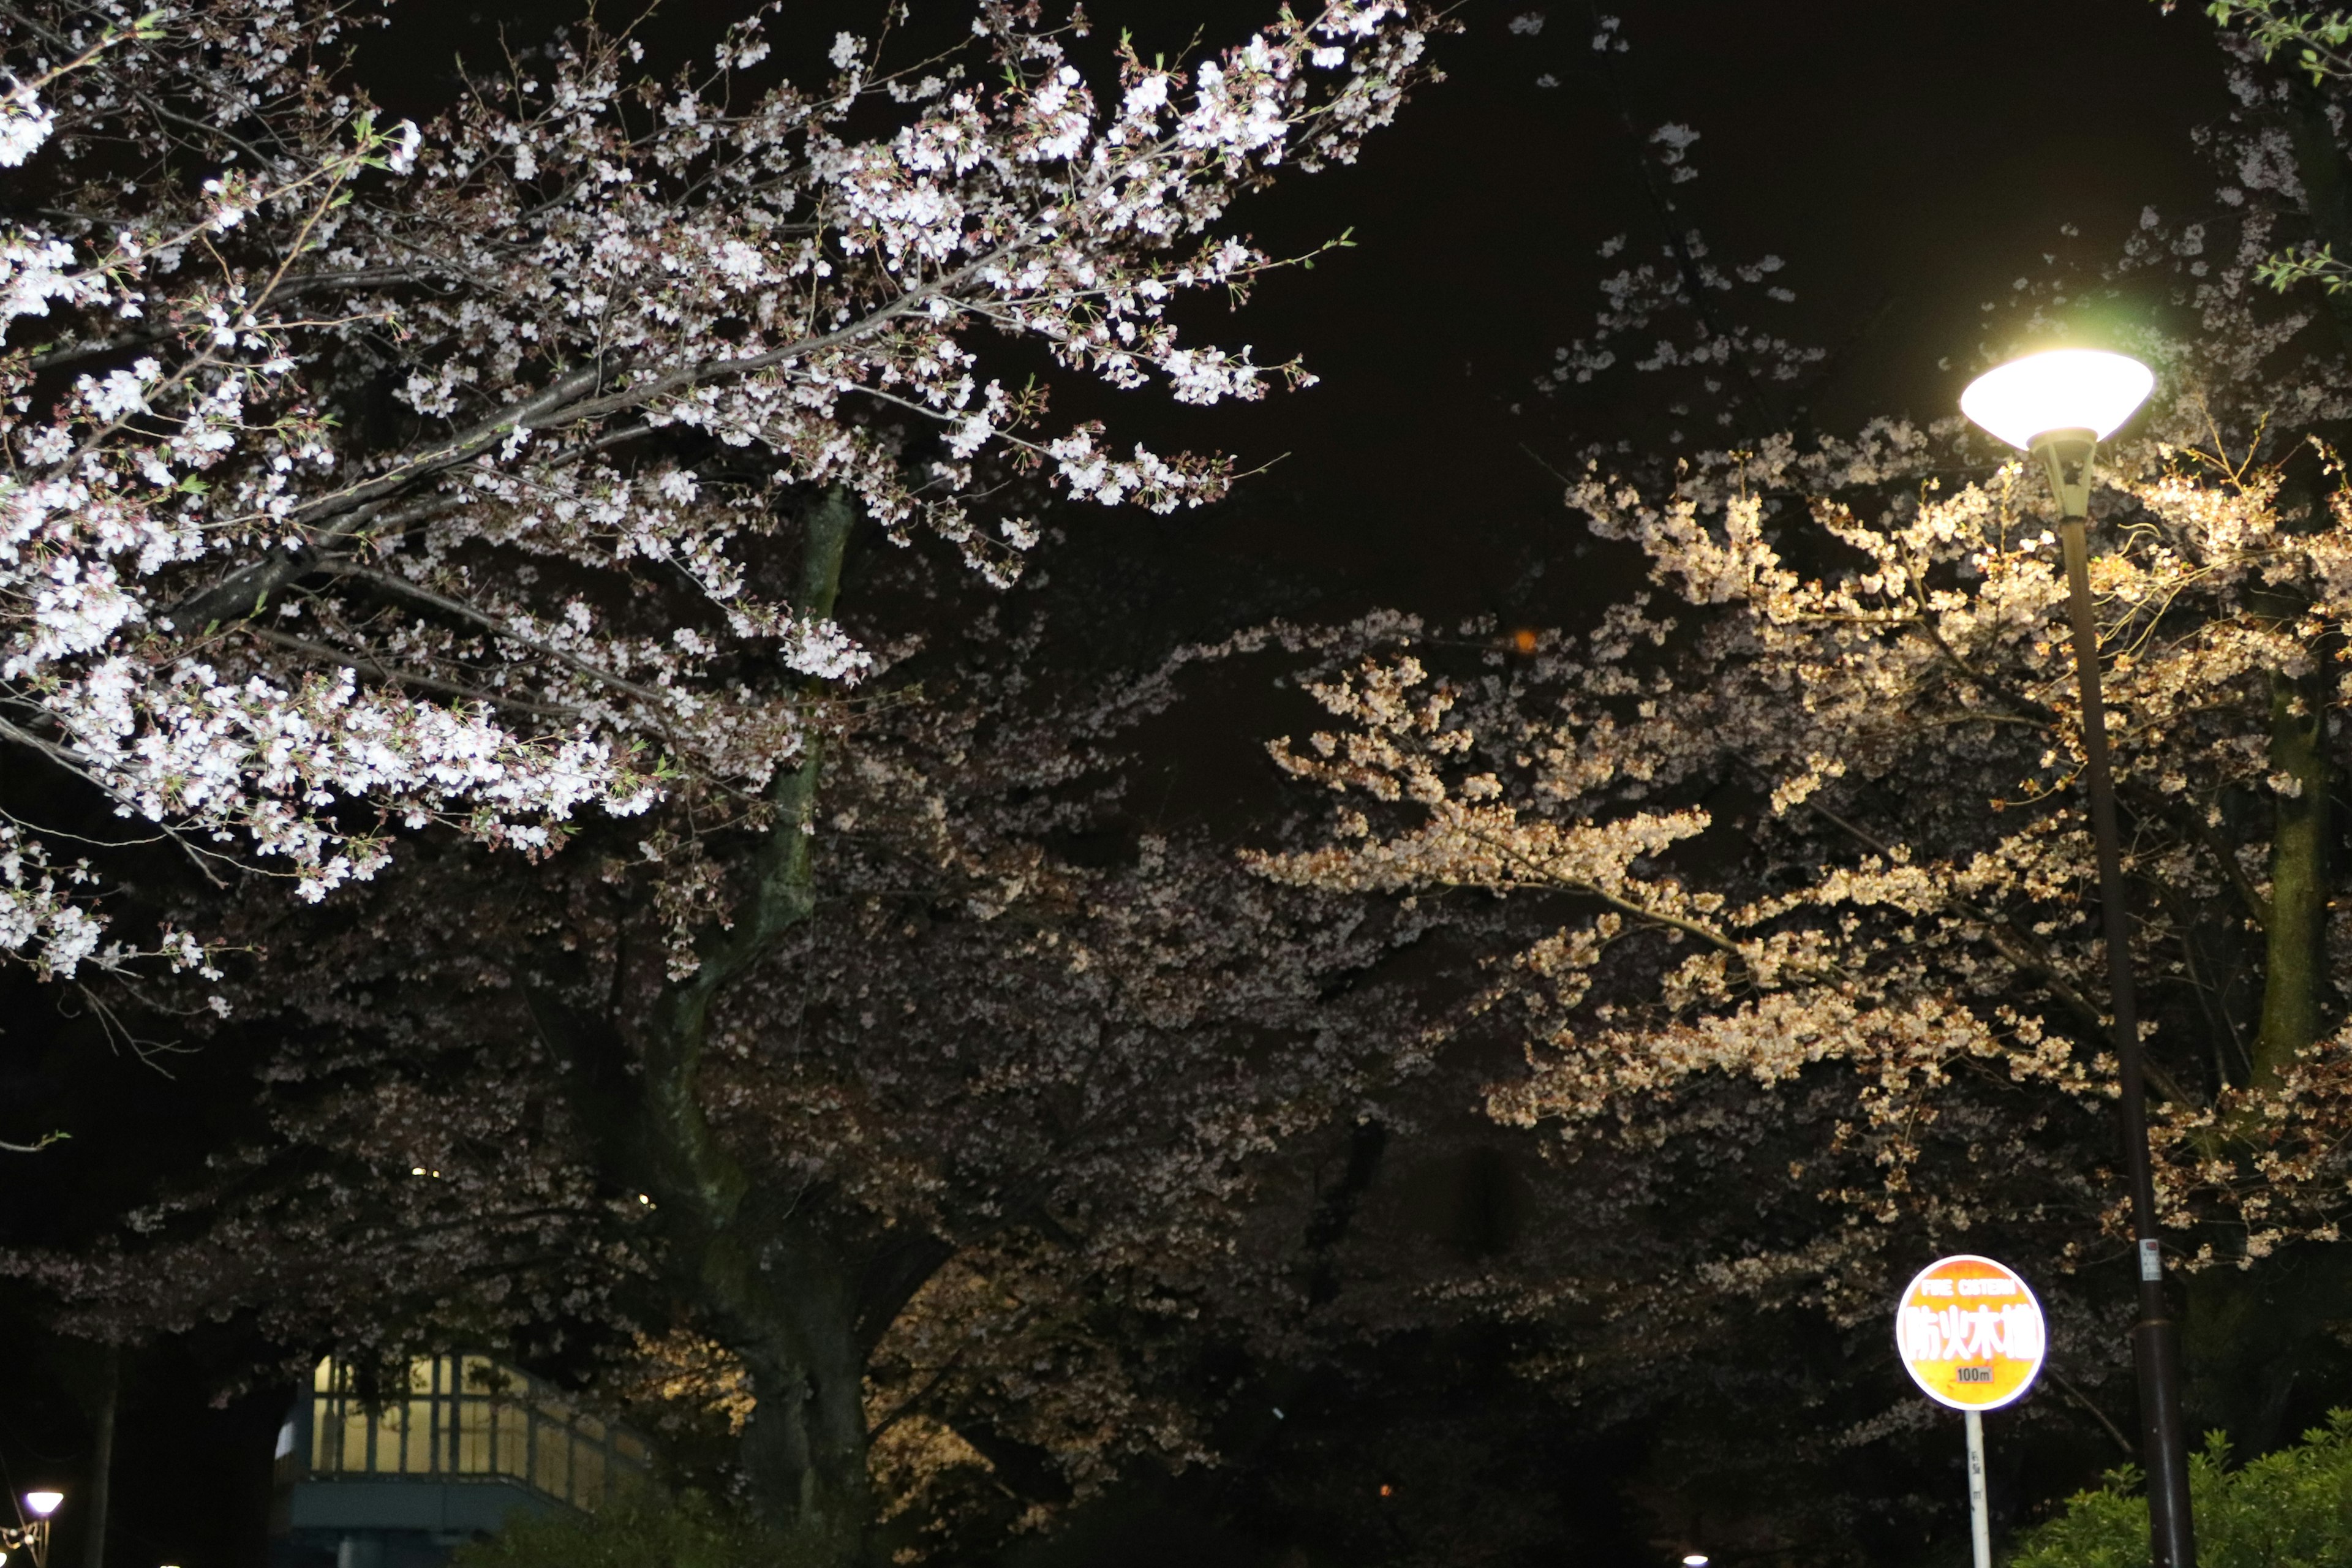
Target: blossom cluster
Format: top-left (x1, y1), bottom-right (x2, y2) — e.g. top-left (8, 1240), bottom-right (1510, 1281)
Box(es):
top-left (1261, 88), bottom-right (2352, 1321)
top-left (2, 598), bottom-right (1442, 1549)
top-left (0, 0), bottom-right (1433, 975)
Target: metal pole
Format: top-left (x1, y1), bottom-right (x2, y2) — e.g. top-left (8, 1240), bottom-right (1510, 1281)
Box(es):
top-left (1965, 1410), bottom-right (1992, 1568)
top-left (81, 1346), bottom-right (116, 1568)
top-left (2054, 497), bottom-right (2197, 1568)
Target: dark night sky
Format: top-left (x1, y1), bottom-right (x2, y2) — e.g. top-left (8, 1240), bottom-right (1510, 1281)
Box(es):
top-left (0, 3), bottom-right (2261, 1565)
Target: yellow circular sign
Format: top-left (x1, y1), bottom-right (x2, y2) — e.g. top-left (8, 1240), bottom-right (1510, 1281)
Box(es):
top-left (1894, 1254), bottom-right (2045, 1411)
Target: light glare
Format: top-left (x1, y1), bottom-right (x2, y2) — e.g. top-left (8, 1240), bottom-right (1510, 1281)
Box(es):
top-left (22, 1493), bottom-right (62, 1518)
top-left (1683, 1557), bottom-right (1710, 1566)
top-left (1959, 349), bottom-right (2154, 449)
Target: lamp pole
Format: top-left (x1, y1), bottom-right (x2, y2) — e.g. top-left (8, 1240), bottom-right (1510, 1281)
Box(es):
top-left (1959, 350), bottom-right (2195, 1568)
top-left (2032, 429), bottom-right (2196, 1568)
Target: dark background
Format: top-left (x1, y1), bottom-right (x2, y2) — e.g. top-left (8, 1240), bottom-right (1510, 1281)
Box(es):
top-left (0, 2), bottom-right (2248, 1565)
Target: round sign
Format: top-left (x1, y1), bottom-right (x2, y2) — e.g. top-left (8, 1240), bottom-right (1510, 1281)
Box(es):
top-left (1894, 1254), bottom-right (2046, 1411)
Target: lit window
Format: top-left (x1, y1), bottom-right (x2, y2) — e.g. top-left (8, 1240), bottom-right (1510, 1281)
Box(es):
top-left (296, 1355), bottom-right (648, 1510)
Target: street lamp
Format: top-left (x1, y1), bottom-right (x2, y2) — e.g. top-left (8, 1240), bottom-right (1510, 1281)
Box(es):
top-left (4, 1489), bottom-right (63, 1568)
top-left (1960, 347), bottom-right (2195, 1568)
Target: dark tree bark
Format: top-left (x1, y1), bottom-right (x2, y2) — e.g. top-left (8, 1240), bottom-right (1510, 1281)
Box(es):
top-left (529, 488), bottom-right (929, 1567)
top-left (2255, 669), bottom-right (2331, 1086)
top-left (79, 1344), bottom-right (117, 1568)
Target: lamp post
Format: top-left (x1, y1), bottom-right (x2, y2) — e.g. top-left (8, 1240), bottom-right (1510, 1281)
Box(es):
top-left (3, 1490), bottom-right (64, 1568)
top-left (1959, 347), bottom-right (2195, 1568)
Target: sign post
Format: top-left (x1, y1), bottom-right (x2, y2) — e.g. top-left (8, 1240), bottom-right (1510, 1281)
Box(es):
top-left (1966, 1411), bottom-right (1991, 1568)
top-left (1895, 1255), bottom-right (2047, 1568)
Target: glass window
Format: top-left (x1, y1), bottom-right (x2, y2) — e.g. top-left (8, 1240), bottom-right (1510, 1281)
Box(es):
top-left (462, 1357), bottom-right (514, 1399)
top-left (458, 1390), bottom-right (494, 1475)
top-left (530, 1415), bottom-right (568, 1500)
top-left (573, 1441), bottom-right (605, 1512)
top-left (339, 1403), bottom-right (369, 1473)
top-left (404, 1399), bottom-right (437, 1474)
top-left (497, 1404), bottom-right (527, 1481)
top-left (298, 1353), bottom-right (649, 1510)
top-left (375, 1402), bottom-right (407, 1474)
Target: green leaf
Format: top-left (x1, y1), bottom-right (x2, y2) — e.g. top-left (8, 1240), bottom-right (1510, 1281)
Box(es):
top-left (2013, 1409), bottom-right (2352, 1568)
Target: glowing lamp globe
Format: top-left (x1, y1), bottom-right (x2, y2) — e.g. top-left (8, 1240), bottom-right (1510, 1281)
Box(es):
top-left (1959, 349), bottom-right (2153, 449)
top-left (21, 1494), bottom-right (61, 1518)
top-left (1959, 349), bottom-right (2153, 518)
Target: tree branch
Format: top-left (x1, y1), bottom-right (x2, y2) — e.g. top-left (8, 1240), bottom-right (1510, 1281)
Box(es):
top-left (246, 627), bottom-right (582, 719)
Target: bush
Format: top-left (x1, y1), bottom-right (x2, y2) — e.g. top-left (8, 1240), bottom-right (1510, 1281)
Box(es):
top-left (2010, 1410), bottom-right (2352, 1568)
top-left (451, 1487), bottom-right (777, 1568)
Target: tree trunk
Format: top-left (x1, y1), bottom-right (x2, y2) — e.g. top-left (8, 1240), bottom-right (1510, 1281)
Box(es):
top-left (537, 489), bottom-right (884, 1565)
top-left (80, 1344), bottom-right (117, 1568)
top-left (2187, 673), bottom-right (2341, 1456)
top-left (2254, 670), bottom-right (2330, 1088)
top-left (2283, 78), bottom-right (2352, 356)
top-left (2267, 62), bottom-right (2351, 1072)
top-left (733, 1226), bottom-right (874, 1567)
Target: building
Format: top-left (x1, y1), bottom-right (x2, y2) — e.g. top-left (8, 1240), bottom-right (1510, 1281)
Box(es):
top-left (271, 1355), bottom-right (651, 1568)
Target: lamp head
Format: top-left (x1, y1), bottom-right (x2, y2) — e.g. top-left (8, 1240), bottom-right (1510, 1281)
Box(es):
top-left (1960, 349), bottom-right (2154, 519)
top-left (21, 1494), bottom-right (61, 1520)
top-left (1959, 349), bottom-right (2154, 448)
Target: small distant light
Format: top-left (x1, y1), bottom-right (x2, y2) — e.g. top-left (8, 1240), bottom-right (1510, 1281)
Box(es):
top-left (24, 1492), bottom-right (64, 1518)
top-left (637, 1194), bottom-right (655, 1207)
top-left (1510, 628), bottom-right (1539, 655)
top-left (410, 1167), bottom-right (427, 1176)
top-left (1378, 1483), bottom-right (1394, 1498)
top-left (1683, 1555), bottom-right (1710, 1566)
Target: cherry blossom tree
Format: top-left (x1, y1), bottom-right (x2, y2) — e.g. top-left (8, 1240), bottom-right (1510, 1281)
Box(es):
top-left (0, 0), bottom-right (1450, 1558)
top-left (1504, 9), bottom-right (1825, 450)
top-left (1256, 3), bottom-right (2352, 1484)
top-left (0, 0), bottom-right (1433, 982)
top-left (4, 578), bottom-right (1460, 1562)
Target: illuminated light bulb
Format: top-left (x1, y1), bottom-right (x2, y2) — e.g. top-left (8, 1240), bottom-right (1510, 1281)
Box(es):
top-left (23, 1494), bottom-right (62, 1518)
top-left (1958, 349), bottom-right (2154, 450)
top-left (1682, 1556), bottom-right (1710, 1567)
top-left (410, 1166), bottom-right (426, 1176)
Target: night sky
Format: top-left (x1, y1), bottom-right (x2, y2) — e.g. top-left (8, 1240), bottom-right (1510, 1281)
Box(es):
top-left (0, 2), bottom-right (2264, 1564)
